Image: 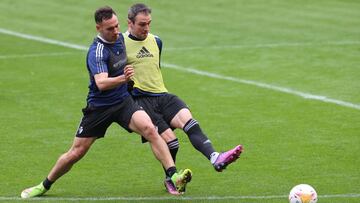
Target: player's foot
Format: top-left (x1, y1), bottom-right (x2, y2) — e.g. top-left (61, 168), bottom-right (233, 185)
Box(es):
top-left (21, 182), bottom-right (48, 198)
top-left (164, 177), bottom-right (181, 195)
top-left (213, 145), bottom-right (243, 172)
top-left (171, 169), bottom-right (192, 193)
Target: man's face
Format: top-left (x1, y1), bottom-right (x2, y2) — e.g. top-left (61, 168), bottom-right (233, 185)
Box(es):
top-left (96, 14), bottom-right (119, 43)
top-left (128, 12), bottom-right (151, 40)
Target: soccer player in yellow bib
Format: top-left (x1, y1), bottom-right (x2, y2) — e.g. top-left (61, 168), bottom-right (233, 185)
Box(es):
top-left (124, 3), bottom-right (244, 195)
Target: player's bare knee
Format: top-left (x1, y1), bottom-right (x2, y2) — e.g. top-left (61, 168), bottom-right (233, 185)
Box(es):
top-left (142, 123), bottom-right (158, 141)
top-left (161, 129), bottom-right (177, 142)
top-left (68, 147), bottom-right (87, 162)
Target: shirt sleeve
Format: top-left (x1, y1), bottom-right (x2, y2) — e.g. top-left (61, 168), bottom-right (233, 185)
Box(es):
top-left (87, 42), bottom-right (109, 75)
top-left (155, 36), bottom-right (162, 55)
top-left (154, 36), bottom-right (162, 68)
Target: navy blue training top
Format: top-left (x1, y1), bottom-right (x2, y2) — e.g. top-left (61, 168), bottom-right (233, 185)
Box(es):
top-left (86, 34), bottom-right (129, 107)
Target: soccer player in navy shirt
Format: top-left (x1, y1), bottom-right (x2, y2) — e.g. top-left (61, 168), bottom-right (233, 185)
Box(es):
top-left (20, 6), bottom-right (192, 198)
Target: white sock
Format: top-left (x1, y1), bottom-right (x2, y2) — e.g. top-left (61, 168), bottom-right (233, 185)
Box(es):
top-left (210, 152), bottom-right (220, 164)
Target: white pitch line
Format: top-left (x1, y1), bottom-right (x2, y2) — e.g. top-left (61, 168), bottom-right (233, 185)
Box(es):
top-left (0, 194), bottom-right (359, 201)
top-left (163, 63), bottom-right (360, 111)
top-left (1, 28), bottom-right (359, 111)
top-left (0, 28), bottom-right (87, 51)
top-left (0, 52), bottom-right (79, 59)
top-left (164, 41), bottom-right (360, 51)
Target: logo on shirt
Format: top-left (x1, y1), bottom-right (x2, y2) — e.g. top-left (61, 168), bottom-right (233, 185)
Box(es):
top-left (136, 46), bottom-right (154, 58)
top-left (113, 58), bottom-right (127, 68)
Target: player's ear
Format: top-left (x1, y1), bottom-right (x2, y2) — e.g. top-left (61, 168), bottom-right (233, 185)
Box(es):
top-left (127, 19), bottom-right (133, 27)
top-left (96, 24), bottom-right (101, 32)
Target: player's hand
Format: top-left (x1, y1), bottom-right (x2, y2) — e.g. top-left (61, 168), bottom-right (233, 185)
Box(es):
top-left (124, 65), bottom-right (134, 81)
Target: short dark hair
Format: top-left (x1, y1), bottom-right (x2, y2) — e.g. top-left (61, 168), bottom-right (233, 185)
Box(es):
top-left (94, 6), bottom-right (116, 24)
top-left (128, 3), bottom-right (151, 23)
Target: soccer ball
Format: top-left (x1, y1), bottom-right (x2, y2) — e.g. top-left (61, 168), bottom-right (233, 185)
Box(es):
top-left (289, 184), bottom-right (317, 203)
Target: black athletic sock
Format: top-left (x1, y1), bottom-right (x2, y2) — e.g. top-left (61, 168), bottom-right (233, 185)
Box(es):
top-left (167, 138), bottom-right (179, 162)
top-left (42, 177), bottom-right (54, 190)
top-left (163, 139), bottom-right (179, 177)
top-left (166, 166), bottom-right (177, 178)
top-left (183, 119), bottom-right (216, 159)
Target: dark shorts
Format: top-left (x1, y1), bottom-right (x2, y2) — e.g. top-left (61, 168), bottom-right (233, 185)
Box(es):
top-left (76, 96), bottom-right (143, 138)
top-left (133, 93), bottom-right (188, 142)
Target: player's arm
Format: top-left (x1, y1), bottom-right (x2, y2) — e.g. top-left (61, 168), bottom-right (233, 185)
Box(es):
top-left (94, 65), bottom-right (134, 91)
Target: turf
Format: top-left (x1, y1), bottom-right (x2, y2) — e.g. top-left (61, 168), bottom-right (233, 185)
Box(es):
top-left (0, 0), bottom-right (359, 202)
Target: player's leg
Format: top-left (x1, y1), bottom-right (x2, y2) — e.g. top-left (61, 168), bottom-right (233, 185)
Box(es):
top-left (137, 121), bottom-right (180, 194)
top-left (170, 108), bottom-right (218, 160)
top-left (21, 137), bottom-right (96, 198)
top-left (134, 96), bottom-right (181, 194)
top-left (134, 96), bottom-right (180, 165)
top-left (153, 114), bottom-right (179, 171)
top-left (158, 94), bottom-right (216, 160)
top-left (129, 110), bottom-right (192, 194)
top-left (142, 101), bottom-right (180, 165)
top-left (47, 137), bottom-right (97, 182)
top-left (160, 129), bottom-right (180, 195)
top-left (117, 97), bottom-right (192, 194)
top-left (129, 110), bottom-right (175, 171)
top-left (161, 129), bottom-right (179, 163)
top-left (170, 106), bottom-right (243, 172)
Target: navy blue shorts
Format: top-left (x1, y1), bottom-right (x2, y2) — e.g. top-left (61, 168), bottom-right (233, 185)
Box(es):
top-left (133, 93), bottom-right (188, 142)
top-left (76, 96), bottom-right (142, 138)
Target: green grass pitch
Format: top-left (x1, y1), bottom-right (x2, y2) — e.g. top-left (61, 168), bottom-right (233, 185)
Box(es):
top-left (0, 0), bottom-right (359, 202)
